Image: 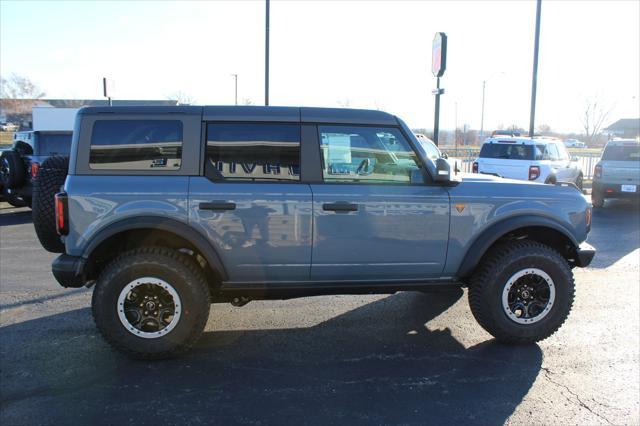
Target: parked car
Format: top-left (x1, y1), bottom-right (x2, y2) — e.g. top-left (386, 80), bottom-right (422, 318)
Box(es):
top-left (43, 105), bottom-right (594, 359)
top-left (472, 136), bottom-right (584, 189)
top-left (0, 130), bottom-right (72, 207)
top-left (0, 122), bottom-right (19, 132)
top-left (591, 139), bottom-right (640, 208)
top-left (564, 139), bottom-right (586, 149)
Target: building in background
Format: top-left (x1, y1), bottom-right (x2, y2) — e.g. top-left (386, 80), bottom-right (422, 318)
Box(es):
top-left (603, 118), bottom-right (640, 140)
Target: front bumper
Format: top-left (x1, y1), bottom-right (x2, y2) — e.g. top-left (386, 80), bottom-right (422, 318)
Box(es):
top-left (52, 254), bottom-right (87, 288)
top-left (574, 242), bottom-right (596, 268)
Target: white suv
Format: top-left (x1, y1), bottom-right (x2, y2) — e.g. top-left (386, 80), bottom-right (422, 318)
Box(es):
top-left (473, 137), bottom-right (583, 189)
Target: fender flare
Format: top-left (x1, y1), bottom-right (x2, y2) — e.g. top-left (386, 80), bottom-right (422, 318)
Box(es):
top-left (456, 214), bottom-right (579, 278)
top-left (82, 216), bottom-right (228, 281)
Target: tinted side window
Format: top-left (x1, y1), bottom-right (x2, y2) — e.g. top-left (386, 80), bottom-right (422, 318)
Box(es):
top-left (205, 123), bottom-right (300, 181)
top-left (556, 143), bottom-right (569, 161)
top-left (38, 133), bottom-right (72, 155)
top-left (90, 120), bottom-right (183, 170)
top-left (319, 126), bottom-right (419, 184)
top-left (544, 144), bottom-right (559, 161)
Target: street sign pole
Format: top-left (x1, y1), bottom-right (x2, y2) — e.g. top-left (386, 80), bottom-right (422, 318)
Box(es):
top-left (433, 77), bottom-right (441, 145)
top-left (431, 32), bottom-right (447, 146)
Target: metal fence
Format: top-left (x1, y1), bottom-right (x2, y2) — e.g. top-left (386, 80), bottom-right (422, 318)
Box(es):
top-left (440, 148), bottom-right (601, 180)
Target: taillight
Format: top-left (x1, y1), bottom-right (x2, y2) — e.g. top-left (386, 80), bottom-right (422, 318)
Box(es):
top-left (529, 166), bottom-right (540, 180)
top-left (472, 161), bottom-right (479, 173)
top-left (31, 162), bottom-right (40, 178)
top-left (585, 208), bottom-right (591, 227)
top-left (594, 164), bottom-right (602, 179)
top-left (55, 192), bottom-right (69, 236)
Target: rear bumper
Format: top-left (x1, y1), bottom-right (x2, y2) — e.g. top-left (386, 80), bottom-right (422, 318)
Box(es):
top-left (52, 254), bottom-right (87, 288)
top-left (593, 181), bottom-right (640, 198)
top-left (574, 242), bottom-right (596, 268)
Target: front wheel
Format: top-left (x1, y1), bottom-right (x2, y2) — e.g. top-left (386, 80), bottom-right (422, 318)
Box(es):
top-left (92, 247), bottom-right (210, 359)
top-left (591, 190), bottom-right (605, 208)
top-left (468, 240), bottom-right (574, 343)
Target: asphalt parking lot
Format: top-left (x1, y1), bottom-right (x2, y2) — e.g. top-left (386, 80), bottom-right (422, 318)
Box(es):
top-left (1, 199), bottom-right (639, 425)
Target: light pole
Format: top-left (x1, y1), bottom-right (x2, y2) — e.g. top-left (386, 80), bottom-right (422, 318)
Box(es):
top-left (479, 72), bottom-right (505, 140)
top-left (265, 0), bottom-right (270, 106)
top-left (231, 74), bottom-right (238, 105)
top-left (529, 0), bottom-right (542, 137)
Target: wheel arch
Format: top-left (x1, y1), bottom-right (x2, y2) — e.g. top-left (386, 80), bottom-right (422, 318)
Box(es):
top-left (457, 215), bottom-right (580, 279)
top-left (82, 216), bottom-right (228, 284)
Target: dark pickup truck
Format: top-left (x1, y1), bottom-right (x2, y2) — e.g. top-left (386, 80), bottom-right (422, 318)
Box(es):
top-left (0, 130), bottom-right (72, 207)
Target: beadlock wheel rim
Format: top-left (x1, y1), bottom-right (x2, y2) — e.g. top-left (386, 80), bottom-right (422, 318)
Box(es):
top-left (117, 277), bottom-right (182, 339)
top-left (501, 268), bottom-right (556, 325)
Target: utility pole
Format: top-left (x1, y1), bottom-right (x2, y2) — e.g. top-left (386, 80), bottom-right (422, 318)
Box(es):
top-left (231, 74), bottom-right (238, 105)
top-left (102, 77), bottom-right (112, 106)
top-left (265, 0), bottom-right (270, 106)
top-left (529, 0), bottom-right (542, 137)
top-left (431, 32), bottom-right (447, 146)
top-left (454, 101), bottom-right (458, 152)
top-left (480, 80), bottom-right (486, 140)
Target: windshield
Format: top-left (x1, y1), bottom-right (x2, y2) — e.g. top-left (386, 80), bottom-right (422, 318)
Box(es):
top-left (602, 144), bottom-right (640, 161)
top-left (38, 133), bottom-right (72, 155)
top-left (479, 143), bottom-right (534, 160)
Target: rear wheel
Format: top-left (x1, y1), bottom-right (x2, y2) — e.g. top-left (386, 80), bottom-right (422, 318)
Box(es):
top-left (591, 190), bottom-right (605, 208)
top-left (468, 240), bottom-right (574, 343)
top-left (575, 173), bottom-right (583, 190)
top-left (92, 247), bottom-right (210, 359)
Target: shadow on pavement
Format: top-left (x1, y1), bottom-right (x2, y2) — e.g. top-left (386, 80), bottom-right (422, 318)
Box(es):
top-left (1, 290), bottom-right (542, 425)
top-left (0, 210), bottom-right (32, 226)
top-left (589, 199), bottom-right (640, 269)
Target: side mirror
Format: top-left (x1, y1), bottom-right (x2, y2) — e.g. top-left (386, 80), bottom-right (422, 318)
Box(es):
top-left (434, 158), bottom-right (451, 182)
top-left (441, 152), bottom-right (449, 159)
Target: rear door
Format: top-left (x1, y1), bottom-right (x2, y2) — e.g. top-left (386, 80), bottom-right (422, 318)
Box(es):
top-left (309, 125), bottom-right (450, 281)
top-left (189, 122), bottom-right (313, 284)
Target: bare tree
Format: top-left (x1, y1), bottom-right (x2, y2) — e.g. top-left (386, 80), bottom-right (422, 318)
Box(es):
top-left (581, 98), bottom-right (612, 143)
top-left (243, 98), bottom-right (253, 106)
top-left (337, 98), bottom-right (351, 108)
top-left (0, 74), bottom-right (46, 122)
top-left (167, 91), bottom-right (195, 105)
top-left (0, 73), bottom-right (46, 99)
top-left (536, 124), bottom-right (552, 135)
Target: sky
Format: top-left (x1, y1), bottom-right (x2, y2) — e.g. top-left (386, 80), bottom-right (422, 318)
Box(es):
top-left (1, 0), bottom-right (639, 133)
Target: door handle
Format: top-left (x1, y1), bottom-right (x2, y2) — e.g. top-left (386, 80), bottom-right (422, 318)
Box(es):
top-left (199, 201), bottom-right (236, 211)
top-left (322, 202), bottom-right (358, 212)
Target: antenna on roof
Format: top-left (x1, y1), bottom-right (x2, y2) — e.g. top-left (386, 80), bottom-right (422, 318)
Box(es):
top-left (103, 77), bottom-right (112, 107)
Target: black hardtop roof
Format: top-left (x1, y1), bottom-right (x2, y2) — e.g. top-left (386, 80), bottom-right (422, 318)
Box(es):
top-left (78, 105), bottom-right (399, 126)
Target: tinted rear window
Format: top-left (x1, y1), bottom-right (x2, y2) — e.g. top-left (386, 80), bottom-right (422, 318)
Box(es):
top-left (205, 123), bottom-right (300, 181)
top-left (602, 145), bottom-right (640, 161)
top-left (90, 120), bottom-right (183, 170)
top-left (479, 143), bottom-right (534, 160)
top-left (38, 133), bottom-right (72, 155)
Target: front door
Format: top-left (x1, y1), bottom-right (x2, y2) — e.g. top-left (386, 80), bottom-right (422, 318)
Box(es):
top-left (310, 125), bottom-right (450, 281)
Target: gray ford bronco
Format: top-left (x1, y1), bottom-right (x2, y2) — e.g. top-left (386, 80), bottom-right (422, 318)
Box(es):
top-left (45, 106), bottom-right (595, 359)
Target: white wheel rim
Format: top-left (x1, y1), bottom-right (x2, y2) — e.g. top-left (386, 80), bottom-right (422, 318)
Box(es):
top-left (117, 277), bottom-right (182, 339)
top-left (501, 268), bottom-right (556, 325)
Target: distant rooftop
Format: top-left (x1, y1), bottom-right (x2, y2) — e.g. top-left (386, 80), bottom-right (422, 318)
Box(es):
top-left (604, 118), bottom-right (640, 132)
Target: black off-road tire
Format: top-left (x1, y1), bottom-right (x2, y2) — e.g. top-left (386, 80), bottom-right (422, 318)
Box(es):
top-left (0, 150), bottom-right (25, 188)
top-left (468, 240), bottom-right (575, 344)
top-left (591, 190), bottom-right (605, 209)
top-left (2, 187), bottom-right (29, 208)
top-left (92, 247), bottom-right (211, 359)
top-left (32, 156), bottom-right (69, 253)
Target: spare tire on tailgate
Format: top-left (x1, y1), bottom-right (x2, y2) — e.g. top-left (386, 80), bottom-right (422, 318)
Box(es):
top-left (33, 156), bottom-right (69, 253)
top-left (0, 150), bottom-right (26, 189)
